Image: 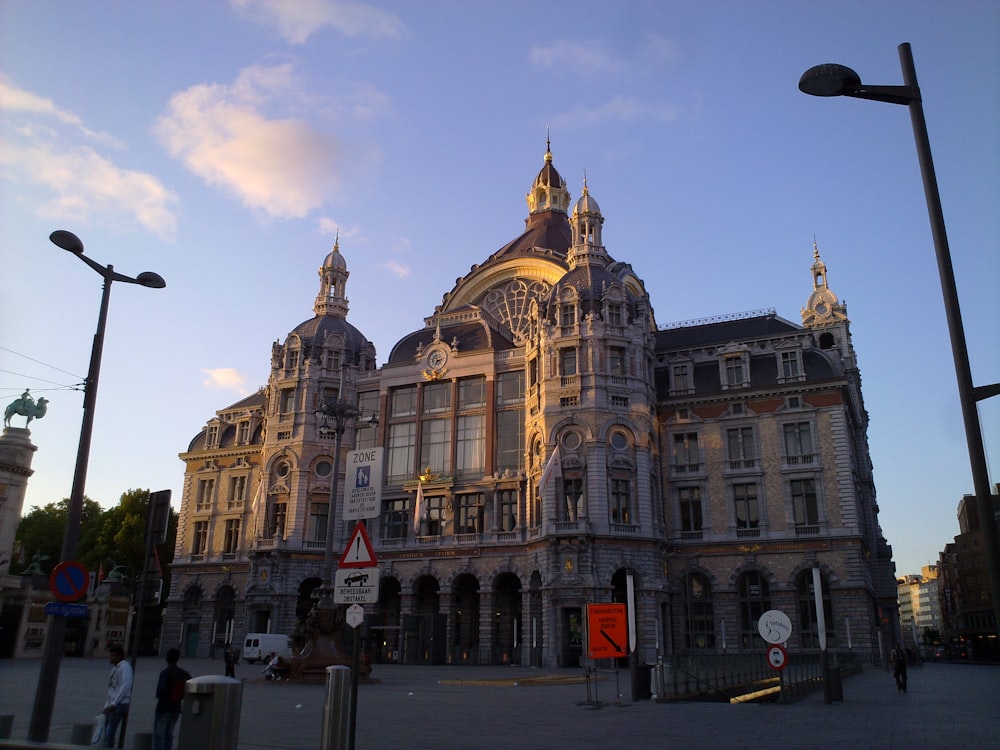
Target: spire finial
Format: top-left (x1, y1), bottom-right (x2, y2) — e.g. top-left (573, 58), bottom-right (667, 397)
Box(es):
top-left (582, 169), bottom-right (589, 194)
top-left (545, 127), bottom-right (552, 162)
top-left (812, 234), bottom-right (820, 260)
top-left (334, 228), bottom-right (341, 252)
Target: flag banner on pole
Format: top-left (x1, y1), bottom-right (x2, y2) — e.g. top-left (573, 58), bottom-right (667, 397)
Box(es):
top-left (539, 445), bottom-right (561, 495)
top-left (250, 477), bottom-right (263, 537)
top-left (412, 482), bottom-right (424, 535)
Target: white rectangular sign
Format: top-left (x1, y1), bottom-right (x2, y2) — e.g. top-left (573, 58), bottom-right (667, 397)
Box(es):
top-left (344, 447), bottom-right (383, 520)
top-left (334, 567), bottom-right (380, 604)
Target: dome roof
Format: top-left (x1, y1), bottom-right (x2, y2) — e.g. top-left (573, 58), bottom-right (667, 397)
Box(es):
top-left (572, 184), bottom-right (601, 217)
top-left (323, 245), bottom-right (347, 270)
top-left (289, 314), bottom-right (370, 360)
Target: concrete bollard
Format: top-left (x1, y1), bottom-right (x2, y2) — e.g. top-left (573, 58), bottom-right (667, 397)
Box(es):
top-left (132, 731), bottom-right (154, 749)
top-left (0, 715), bottom-right (14, 739)
top-left (70, 722), bottom-right (95, 746)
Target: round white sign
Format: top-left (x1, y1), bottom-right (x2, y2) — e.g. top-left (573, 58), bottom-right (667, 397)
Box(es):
top-left (757, 609), bottom-right (792, 644)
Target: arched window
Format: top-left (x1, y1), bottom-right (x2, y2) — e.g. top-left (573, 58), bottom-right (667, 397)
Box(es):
top-left (797, 570), bottom-right (836, 649)
top-left (738, 571), bottom-right (771, 650)
top-left (685, 573), bottom-right (715, 650)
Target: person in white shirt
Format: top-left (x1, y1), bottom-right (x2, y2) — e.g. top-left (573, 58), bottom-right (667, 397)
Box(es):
top-left (103, 643), bottom-right (133, 747)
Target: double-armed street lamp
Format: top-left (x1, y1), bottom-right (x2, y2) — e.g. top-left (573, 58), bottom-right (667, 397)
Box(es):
top-left (799, 43), bottom-right (1000, 638)
top-left (28, 231), bottom-right (165, 742)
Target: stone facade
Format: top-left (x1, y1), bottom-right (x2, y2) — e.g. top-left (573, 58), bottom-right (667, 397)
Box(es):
top-left (162, 146), bottom-right (899, 667)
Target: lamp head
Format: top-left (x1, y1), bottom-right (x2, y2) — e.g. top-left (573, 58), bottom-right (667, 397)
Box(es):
top-left (50, 230), bottom-right (84, 255)
top-left (798, 63), bottom-right (862, 97)
top-left (136, 271), bottom-right (167, 289)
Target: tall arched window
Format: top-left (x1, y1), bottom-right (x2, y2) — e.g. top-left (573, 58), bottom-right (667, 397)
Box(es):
top-left (797, 570), bottom-right (836, 649)
top-left (738, 571), bottom-right (771, 650)
top-left (685, 573), bottom-right (715, 650)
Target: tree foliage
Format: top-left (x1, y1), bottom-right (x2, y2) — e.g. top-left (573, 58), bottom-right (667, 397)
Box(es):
top-left (11, 497), bottom-right (103, 574)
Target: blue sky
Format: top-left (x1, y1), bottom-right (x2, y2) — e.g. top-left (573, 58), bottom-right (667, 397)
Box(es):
top-left (1, 1), bottom-right (997, 578)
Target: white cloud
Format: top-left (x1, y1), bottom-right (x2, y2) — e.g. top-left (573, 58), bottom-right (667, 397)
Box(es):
top-left (231, 0), bottom-right (405, 44)
top-left (530, 39), bottom-right (626, 74)
top-left (202, 368), bottom-right (250, 395)
top-left (549, 94), bottom-right (678, 130)
top-left (0, 76), bottom-right (178, 238)
top-left (154, 63), bottom-right (340, 220)
top-left (380, 260), bottom-right (410, 279)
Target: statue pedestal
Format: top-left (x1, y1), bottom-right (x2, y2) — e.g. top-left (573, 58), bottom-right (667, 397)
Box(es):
top-left (285, 605), bottom-right (371, 683)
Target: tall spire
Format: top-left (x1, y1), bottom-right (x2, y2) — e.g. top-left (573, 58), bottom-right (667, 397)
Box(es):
top-left (314, 233), bottom-right (350, 317)
top-left (801, 239), bottom-right (847, 327)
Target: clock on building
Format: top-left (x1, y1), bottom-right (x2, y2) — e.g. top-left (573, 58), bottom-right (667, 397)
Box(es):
top-left (428, 349), bottom-right (447, 369)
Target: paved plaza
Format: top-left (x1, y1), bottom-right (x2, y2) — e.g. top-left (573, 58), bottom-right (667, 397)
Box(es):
top-left (1, 657), bottom-right (997, 749)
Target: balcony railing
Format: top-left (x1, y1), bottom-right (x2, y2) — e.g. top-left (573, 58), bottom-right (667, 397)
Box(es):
top-left (726, 458), bottom-right (759, 471)
top-left (736, 528), bottom-right (761, 539)
top-left (795, 524), bottom-right (820, 536)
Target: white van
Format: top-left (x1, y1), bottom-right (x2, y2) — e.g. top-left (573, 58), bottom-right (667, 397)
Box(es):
top-left (242, 633), bottom-right (293, 664)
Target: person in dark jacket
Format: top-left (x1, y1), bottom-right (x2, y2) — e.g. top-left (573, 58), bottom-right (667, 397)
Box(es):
top-left (153, 648), bottom-right (191, 750)
top-left (893, 645), bottom-right (908, 693)
top-left (224, 644), bottom-right (237, 678)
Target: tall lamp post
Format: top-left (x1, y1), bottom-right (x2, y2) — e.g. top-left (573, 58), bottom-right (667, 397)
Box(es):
top-left (314, 395), bottom-right (376, 750)
top-left (28, 231), bottom-right (165, 742)
top-left (799, 43), bottom-right (1000, 639)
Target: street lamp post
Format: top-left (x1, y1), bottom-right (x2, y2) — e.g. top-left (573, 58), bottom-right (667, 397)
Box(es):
top-left (315, 399), bottom-right (361, 601)
top-left (28, 231), bottom-right (165, 742)
top-left (799, 43), bottom-right (1000, 639)
top-left (313, 395), bottom-right (376, 750)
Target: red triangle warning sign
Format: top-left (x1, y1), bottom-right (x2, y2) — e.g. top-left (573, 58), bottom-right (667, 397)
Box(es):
top-left (339, 521), bottom-right (378, 568)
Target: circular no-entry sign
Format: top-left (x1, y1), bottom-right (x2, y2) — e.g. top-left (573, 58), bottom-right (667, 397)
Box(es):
top-left (50, 560), bottom-right (89, 602)
top-left (767, 644), bottom-right (788, 671)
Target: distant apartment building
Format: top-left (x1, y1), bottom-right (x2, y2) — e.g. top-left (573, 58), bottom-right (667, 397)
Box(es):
top-left (937, 488), bottom-right (1000, 661)
top-left (897, 565), bottom-right (942, 652)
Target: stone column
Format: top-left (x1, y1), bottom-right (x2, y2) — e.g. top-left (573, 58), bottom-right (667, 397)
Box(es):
top-left (0, 427), bottom-right (37, 574)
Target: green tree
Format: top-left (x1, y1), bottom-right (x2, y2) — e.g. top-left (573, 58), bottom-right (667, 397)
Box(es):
top-left (12, 497), bottom-right (103, 574)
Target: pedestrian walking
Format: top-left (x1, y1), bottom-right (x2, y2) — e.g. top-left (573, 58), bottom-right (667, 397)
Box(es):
top-left (224, 643), bottom-right (237, 678)
top-left (153, 647), bottom-right (191, 750)
top-left (102, 643), bottom-right (133, 748)
top-left (893, 645), bottom-right (908, 693)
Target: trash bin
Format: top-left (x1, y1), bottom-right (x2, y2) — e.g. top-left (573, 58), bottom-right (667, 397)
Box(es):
top-left (631, 664), bottom-right (652, 701)
top-left (178, 675), bottom-right (243, 750)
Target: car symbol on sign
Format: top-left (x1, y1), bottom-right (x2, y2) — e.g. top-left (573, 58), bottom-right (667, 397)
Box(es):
top-left (344, 572), bottom-right (369, 587)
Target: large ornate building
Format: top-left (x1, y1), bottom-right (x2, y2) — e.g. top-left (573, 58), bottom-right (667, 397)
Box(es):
top-left (162, 146), bottom-right (899, 667)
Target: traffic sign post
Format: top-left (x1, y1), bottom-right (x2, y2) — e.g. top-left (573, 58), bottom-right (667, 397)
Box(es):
top-left (334, 568), bottom-right (380, 604)
top-left (586, 603), bottom-right (628, 660)
top-left (339, 521), bottom-right (378, 568)
top-left (757, 609), bottom-right (792, 644)
top-left (767, 643), bottom-right (788, 671)
top-left (49, 561), bottom-right (89, 603)
top-left (343, 448), bottom-right (383, 520)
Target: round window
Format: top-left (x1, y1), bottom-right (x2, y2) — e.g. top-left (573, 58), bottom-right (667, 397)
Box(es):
top-left (610, 432), bottom-right (628, 450)
top-left (315, 460), bottom-right (332, 477)
top-left (275, 461), bottom-right (291, 478)
top-left (562, 431), bottom-right (581, 450)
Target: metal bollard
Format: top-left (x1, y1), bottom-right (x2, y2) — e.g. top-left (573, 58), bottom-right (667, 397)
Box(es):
top-left (321, 665), bottom-right (351, 750)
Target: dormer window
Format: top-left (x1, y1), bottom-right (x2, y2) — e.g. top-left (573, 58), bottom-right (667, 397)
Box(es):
top-left (723, 355), bottom-right (748, 388)
top-left (324, 349), bottom-right (341, 371)
top-left (287, 349), bottom-right (299, 370)
top-left (778, 348), bottom-right (805, 383)
top-left (606, 303), bottom-right (623, 327)
top-left (206, 424), bottom-right (219, 449)
top-left (670, 363), bottom-right (694, 396)
top-left (560, 304), bottom-right (576, 330)
top-left (237, 421), bottom-right (250, 445)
